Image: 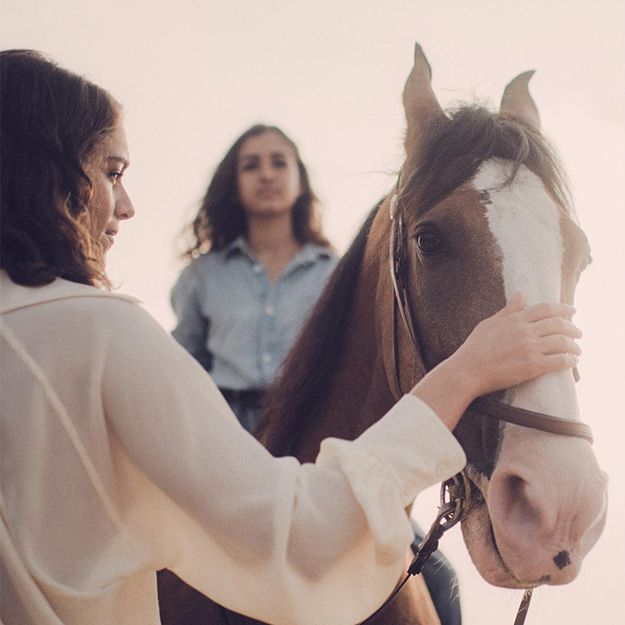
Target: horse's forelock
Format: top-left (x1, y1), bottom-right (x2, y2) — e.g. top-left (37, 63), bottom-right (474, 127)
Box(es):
top-left (401, 105), bottom-right (572, 218)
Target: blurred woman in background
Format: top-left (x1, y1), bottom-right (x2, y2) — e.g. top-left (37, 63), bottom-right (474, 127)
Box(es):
top-left (171, 124), bottom-right (338, 433)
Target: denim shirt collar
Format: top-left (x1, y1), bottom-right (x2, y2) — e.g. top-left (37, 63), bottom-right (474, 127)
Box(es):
top-left (224, 236), bottom-right (333, 270)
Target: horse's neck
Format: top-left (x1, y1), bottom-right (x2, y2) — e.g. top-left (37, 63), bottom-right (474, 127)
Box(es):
top-left (294, 260), bottom-right (396, 463)
top-left (290, 229), bottom-right (442, 625)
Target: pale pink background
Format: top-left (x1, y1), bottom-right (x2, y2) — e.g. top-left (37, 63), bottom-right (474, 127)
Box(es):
top-left (3, 1), bottom-right (623, 622)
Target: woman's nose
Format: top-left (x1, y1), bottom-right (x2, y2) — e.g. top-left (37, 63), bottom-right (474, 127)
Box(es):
top-left (259, 162), bottom-right (275, 180)
top-left (116, 187), bottom-right (135, 220)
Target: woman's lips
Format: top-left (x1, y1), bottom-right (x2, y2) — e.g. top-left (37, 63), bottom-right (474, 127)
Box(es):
top-left (103, 231), bottom-right (117, 250)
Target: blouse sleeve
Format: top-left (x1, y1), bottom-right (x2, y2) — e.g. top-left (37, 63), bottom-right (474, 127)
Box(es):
top-left (101, 299), bottom-right (466, 625)
top-left (170, 265), bottom-right (213, 372)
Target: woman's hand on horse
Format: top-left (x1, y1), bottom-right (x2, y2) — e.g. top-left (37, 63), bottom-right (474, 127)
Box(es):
top-left (456, 291), bottom-right (581, 393)
top-left (410, 291), bottom-right (581, 431)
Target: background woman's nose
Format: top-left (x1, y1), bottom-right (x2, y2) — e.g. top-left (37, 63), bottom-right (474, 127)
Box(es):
top-left (259, 161), bottom-right (275, 179)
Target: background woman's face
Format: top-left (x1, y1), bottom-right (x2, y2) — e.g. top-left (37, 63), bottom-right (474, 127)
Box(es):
top-left (82, 124), bottom-right (135, 253)
top-left (236, 131), bottom-right (302, 218)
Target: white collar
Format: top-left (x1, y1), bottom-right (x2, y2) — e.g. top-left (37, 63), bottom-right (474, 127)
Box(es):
top-left (0, 270), bottom-right (139, 314)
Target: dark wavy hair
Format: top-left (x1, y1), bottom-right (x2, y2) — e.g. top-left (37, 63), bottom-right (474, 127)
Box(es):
top-left (0, 49), bottom-right (121, 287)
top-left (183, 124), bottom-right (331, 258)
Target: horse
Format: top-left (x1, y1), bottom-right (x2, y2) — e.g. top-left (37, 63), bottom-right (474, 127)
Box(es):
top-left (158, 44), bottom-right (608, 625)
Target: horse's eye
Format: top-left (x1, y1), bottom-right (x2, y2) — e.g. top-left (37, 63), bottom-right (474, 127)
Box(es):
top-left (416, 231), bottom-right (443, 255)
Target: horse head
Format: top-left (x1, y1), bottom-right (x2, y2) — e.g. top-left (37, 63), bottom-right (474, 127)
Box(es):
top-left (373, 44), bottom-right (608, 589)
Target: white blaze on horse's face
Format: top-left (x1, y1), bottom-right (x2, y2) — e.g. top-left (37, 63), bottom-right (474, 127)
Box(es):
top-left (462, 158), bottom-right (608, 588)
top-left (475, 158), bottom-right (578, 419)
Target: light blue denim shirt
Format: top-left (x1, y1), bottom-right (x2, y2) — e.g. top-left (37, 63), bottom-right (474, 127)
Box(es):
top-left (171, 237), bottom-right (339, 391)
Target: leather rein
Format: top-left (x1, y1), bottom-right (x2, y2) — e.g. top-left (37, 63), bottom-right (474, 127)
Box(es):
top-left (358, 191), bottom-right (593, 625)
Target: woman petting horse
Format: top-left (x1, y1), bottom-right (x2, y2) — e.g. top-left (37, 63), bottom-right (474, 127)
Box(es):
top-left (0, 48), bottom-right (598, 625)
top-left (181, 45), bottom-right (609, 625)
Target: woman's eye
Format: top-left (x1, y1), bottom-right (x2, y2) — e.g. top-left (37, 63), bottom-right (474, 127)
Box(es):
top-left (416, 231), bottom-right (444, 255)
top-left (108, 170), bottom-right (122, 181)
top-left (273, 159), bottom-right (287, 169)
top-left (241, 162), bottom-right (258, 172)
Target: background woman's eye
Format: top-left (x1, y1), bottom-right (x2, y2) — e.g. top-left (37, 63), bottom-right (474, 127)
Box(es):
top-left (416, 231), bottom-right (443, 255)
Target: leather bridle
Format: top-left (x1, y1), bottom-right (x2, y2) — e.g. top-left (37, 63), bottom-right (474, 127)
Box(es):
top-left (358, 191), bottom-right (593, 625)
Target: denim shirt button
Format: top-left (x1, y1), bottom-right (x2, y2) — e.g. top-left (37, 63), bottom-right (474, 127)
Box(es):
top-left (265, 305), bottom-right (275, 316)
top-left (261, 353), bottom-right (271, 363)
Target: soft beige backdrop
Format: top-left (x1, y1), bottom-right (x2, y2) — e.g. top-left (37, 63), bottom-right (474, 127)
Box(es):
top-left (2, 1), bottom-right (623, 623)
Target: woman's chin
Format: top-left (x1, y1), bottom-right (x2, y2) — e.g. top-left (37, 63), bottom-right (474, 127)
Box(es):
top-left (102, 234), bottom-right (115, 251)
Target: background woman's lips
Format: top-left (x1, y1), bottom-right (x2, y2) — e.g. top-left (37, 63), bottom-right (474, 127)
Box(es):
top-left (257, 188), bottom-right (279, 197)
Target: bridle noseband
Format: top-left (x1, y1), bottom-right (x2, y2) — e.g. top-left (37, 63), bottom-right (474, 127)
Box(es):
top-left (359, 189), bottom-right (593, 625)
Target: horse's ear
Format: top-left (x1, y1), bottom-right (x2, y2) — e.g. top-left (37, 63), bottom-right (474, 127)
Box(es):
top-left (500, 71), bottom-right (541, 128)
top-left (403, 43), bottom-right (444, 147)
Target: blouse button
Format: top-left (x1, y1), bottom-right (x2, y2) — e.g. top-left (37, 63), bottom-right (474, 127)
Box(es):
top-left (265, 305), bottom-right (275, 316)
top-left (262, 353), bottom-right (271, 363)
top-left (253, 264), bottom-right (262, 274)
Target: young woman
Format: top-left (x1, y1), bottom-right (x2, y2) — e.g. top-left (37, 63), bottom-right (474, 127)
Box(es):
top-left (0, 49), bottom-right (583, 625)
top-left (172, 124), bottom-right (338, 433)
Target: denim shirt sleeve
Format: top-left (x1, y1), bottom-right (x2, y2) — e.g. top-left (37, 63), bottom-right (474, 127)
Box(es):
top-left (170, 266), bottom-right (213, 372)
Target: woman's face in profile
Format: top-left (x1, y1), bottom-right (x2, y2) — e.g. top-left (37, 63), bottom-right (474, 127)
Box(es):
top-left (82, 124), bottom-right (135, 253)
top-left (236, 131), bottom-right (302, 219)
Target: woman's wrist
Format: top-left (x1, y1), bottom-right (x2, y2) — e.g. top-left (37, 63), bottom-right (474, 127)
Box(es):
top-left (409, 354), bottom-right (478, 431)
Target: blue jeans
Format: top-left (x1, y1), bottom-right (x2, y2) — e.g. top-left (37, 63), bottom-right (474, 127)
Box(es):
top-left (412, 519), bottom-right (462, 625)
top-left (219, 388), bottom-right (265, 434)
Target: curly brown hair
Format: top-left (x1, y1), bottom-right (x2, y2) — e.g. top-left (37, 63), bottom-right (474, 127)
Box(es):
top-left (183, 124), bottom-right (331, 258)
top-left (1, 49), bottom-right (121, 288)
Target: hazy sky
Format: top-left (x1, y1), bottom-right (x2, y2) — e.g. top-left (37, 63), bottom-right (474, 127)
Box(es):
top-left (3, 1), bottom-right (624, 623)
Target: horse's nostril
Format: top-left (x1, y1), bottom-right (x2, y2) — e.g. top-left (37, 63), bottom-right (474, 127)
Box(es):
top-left (553, 550), bottom-right (571, 569)
top-left (503, 474), bottom-right (543, 529)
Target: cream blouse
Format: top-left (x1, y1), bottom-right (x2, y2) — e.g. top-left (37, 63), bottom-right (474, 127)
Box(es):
top-left (0, 272), bottom-right (465, 625)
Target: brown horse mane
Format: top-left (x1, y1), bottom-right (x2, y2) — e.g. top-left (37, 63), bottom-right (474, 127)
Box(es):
top-left (257, 105), bottom-right (573, 458)
top-left (256, 204), bottom-right (380, 456)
